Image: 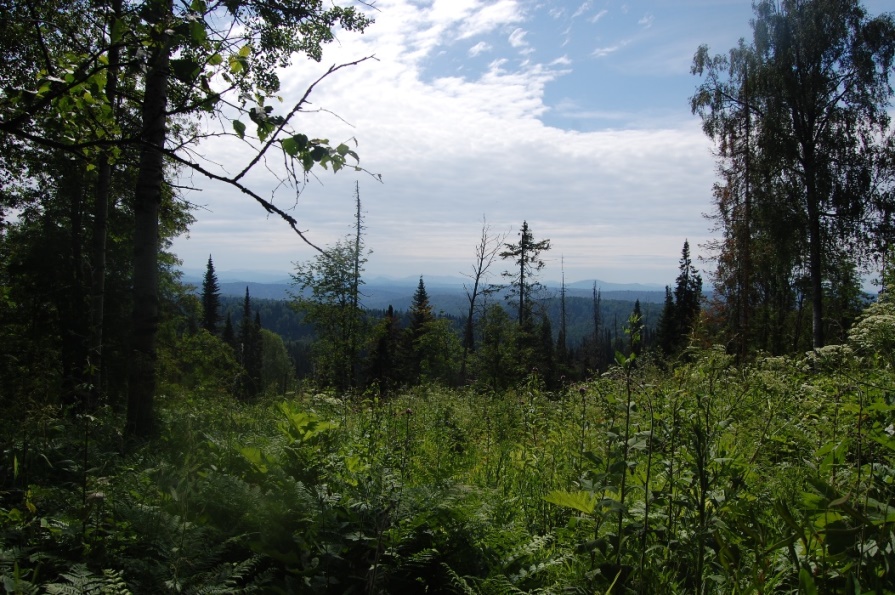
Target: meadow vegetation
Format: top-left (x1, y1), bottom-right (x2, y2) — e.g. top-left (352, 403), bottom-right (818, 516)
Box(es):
top-left (3, 294), bottom-right (895, 593)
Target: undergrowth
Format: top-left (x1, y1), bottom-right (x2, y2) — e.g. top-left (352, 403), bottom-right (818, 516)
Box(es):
top-left (3, 310), bottom-right (895, 593)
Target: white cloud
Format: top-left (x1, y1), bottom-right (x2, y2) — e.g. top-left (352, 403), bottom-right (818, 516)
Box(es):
top-left (638, 13), bottom-right (654, 28)
top-left (172, 0), bottom-right (720, 285)
top-left (571, 1), bottom-right (592, 20)
top-left (593, 44), bottom-right (621, 58)
top-left (590, 9), bottom-right (608, 23)
top-left (468, 41), bottom-right (491, 56)
top-left (457, 0), bottom-right (525, 39)
top-left (508, 27), bottom-right (528, 48)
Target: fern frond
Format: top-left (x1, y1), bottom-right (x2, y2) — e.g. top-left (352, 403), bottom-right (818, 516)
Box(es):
top-left (43, 564), bottom-right (132, 595)
top-left (185, 554), bottom-right (267, 594)
top-left (441, 562), bottom-right (481, 595)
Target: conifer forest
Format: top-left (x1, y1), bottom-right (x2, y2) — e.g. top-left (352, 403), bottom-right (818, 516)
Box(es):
top-left (4, 0), bottom-right (895, 592)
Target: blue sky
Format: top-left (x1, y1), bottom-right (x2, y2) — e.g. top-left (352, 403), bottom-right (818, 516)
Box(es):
top-left (171, 0), bottom-right (891, 286)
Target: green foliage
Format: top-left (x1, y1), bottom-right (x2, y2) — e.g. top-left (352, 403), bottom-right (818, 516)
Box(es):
top-left (7, 290), bottom-right (895, 592)
top-left (658, 240), bottom-right (703, 358)
top-left (260, 329), bottom-right (294, 395)
top-left (291, 236), bottom-right (368, 391)
top-left (200, 256), bottom-right (221, 334)
top-left (500, 221), bottom-right (551, 327)
top-left (43, 565), bottom-right (131, 594)
top-left (158, 328), bottom-right (241, 397)
top-left (692, 0), bottom-right (895, 351)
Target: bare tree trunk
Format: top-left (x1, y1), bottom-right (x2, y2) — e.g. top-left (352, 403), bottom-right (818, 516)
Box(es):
top-left (125, 27), bottom-right (170, 439)
top-left (89, 0), bottom-right (122, 410)
top-left (349, 182), bottom-right (363, 388)
top-left (806, 172), bottom-right (824, 349)
top-left (461, 218), bottom-right (503, 380)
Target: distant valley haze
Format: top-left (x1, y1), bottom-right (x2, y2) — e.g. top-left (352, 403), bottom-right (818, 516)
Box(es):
top-left (181, 268), bottom-right (669, 317)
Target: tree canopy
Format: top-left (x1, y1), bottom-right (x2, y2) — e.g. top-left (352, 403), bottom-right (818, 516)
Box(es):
top-left (692, 0), bottom-right (895, 350)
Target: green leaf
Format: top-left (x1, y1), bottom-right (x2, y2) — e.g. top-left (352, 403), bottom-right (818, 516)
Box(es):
top-left (111, 18), bottom-right (125, 44)
top-left (310, 145), bottom-right (328, 162)
top-left (190, 21), bottom-right (207, 45)
top-left (208, 53), bottom-right (223, 66)
top-left (282, 137), bottom-right (298, 157)
top-left (543, 490), bottom-right (597, 515)
top-left (799, 567), bottom-right (818, 595)
top-left (240, 447), bottom-right (268, 473)
top-left (257, 121), bottom-right (273, 143)
top-left (238, 44), bottom-right (251, 58)
top-left (232, 119), bottom-right (246, 139)
top-left (170, 58), bottom-right (200, 83)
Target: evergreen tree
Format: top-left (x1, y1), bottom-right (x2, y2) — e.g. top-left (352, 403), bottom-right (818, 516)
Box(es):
top-left (368, 305), bottom-right (402, 396)
top-left (222, 312), bottom-right (236, 351)
top-left (201, 255), bottom-right (221, 334)
top-left (556, 261), bottom-right (568, 373)
top-left (404, 276), bottom-right (436, 384)
top-left (410, 277), bottom-right (434, 334)
top-left (657, 241), bottom-right (704, 357)
top-left (591, 284), bottom-right (605, 370)
top-left (657, 286), bottom-right (678, 356)
top-left (500, 221), bottom-right (551, 326)
top-left (238, 288), bottom-right (263, 399)
top-left (674, 240), bottom-right (703, 340)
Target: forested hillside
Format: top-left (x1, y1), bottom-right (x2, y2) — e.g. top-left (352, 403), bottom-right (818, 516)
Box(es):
top-left (2, 0), bottom-right (895, 593)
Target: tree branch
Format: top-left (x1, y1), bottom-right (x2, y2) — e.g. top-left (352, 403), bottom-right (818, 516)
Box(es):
top-left (233, 55), bottom-right (377, 183)
top-left (161, 145), bottom-right (326, 253)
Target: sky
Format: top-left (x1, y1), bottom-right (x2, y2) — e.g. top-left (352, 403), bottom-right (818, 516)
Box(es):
top-left (171, 0), bottom-right (890, 286)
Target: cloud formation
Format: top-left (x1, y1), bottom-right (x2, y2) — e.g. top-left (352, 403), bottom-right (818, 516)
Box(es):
top-left (172, 0), bottom-right (755, 286)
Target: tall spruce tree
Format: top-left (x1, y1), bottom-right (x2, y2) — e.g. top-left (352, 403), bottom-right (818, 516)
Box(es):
top-left (657, 286), bottom-right (678, 356)
top-left (222, 312), bottom-right (236, 351)
top-left (591, 284), bottom-right (605, 370)
top-left (201, 255), bottom-right (221, 334)
top-left (556, 259), bottom-right (568, 368)
top-left (404, 276), bottom-right (435, 384)
top-left (500, 221), bottom-right (551, 326)
top-left (238, 287), bottom-right (263, 399)
top-left (658, 241), bottom-right (704, 356)
top-left (674, 241), bottom-right (702, 339)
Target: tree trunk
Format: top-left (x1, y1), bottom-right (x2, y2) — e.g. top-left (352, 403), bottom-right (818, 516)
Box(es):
top-left (125, 32), bottom-right (170, 439)
top-left (806, 176), bottom-right (824, 349)
top-left (89, 0), bottom-right (122, 409)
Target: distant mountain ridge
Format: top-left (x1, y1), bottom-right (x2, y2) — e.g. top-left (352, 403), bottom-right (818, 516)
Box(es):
top-left (181, 270), bottom-right (668, 316)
